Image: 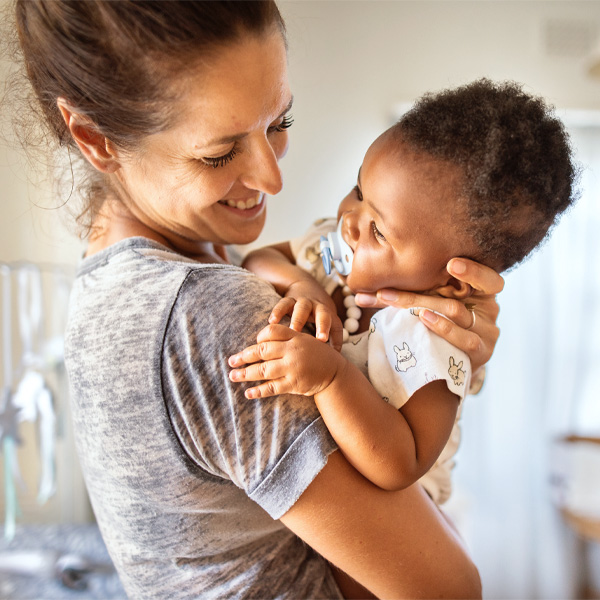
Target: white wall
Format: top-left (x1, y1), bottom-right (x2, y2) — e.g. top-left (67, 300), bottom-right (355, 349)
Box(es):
top-left (260, 0), bottom-right (600, 248)
top-left (3, 1), bottom-right (600, 260)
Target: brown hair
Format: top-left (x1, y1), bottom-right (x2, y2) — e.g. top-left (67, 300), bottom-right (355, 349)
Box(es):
top-left (13, 0), bottom-right (286, 234)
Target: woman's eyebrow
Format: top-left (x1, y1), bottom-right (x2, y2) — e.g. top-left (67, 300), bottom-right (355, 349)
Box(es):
top-left (205, 97), bottom-right (294, 147)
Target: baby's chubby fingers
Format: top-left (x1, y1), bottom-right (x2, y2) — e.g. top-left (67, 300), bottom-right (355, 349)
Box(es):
top-left (228, 325), bottom-right (297, 368)
top-left (229, 356), bottom-right (286, 385)
top-left (243, 379), bottom-right (295, 399)
top-left (288, 297), bottom-right (314, 332)
top-left (268, 297), bottom-right (296, 325)
top-left (256, 323), bottom-right (298, 343)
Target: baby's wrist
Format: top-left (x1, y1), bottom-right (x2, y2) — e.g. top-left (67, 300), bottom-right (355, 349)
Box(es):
top-left (316, 353), bottom-right (349, 397)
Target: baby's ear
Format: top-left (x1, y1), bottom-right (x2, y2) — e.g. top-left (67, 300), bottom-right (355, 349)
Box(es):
top-left (432, 277), bottom-right (473, 299)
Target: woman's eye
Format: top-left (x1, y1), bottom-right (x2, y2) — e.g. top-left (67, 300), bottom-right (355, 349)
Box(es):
top-left (371, 221), bottom-right (386, 241)
top-left (353, 185), bottom-right (364, 201)
top-left (269, 114), bottom-right (294, 134)
top-left (202, 147), bottom-right (238, 169)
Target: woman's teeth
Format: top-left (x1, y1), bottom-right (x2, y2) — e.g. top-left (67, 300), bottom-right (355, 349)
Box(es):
top-left (220, 196), bottom-right (261, 210)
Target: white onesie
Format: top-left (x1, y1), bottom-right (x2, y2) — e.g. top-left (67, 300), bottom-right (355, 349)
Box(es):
top-left (290, 218), bottom-right (472, 504)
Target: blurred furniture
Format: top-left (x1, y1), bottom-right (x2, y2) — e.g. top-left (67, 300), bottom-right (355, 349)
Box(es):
top-left (0, 523), bottom-right (125, 599)
top-left (552, 436), bottom-right (600, 599)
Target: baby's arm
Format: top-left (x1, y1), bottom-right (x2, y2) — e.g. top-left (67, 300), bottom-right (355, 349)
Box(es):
top-left (243, 243), bottom-right (342, 347)
top-left (229, 324), bottom-right (459, 491)
top-left (243, 242), bottom-right (307, 297)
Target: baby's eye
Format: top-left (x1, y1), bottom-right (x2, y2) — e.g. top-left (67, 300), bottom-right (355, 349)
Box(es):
top-left (353, 185), bottom-right (363, 201)
top-left (371, 221), bottom-right (386, 241)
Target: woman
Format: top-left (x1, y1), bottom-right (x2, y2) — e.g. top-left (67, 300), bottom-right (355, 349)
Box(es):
top-left (15, 1), bottom-right (502, 598)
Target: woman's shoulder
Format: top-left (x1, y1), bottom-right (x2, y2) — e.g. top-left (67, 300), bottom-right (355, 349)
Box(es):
top-left (174, 263), bottom-right (280, 335)
top-left (69, 236), bottom-right (280, 344)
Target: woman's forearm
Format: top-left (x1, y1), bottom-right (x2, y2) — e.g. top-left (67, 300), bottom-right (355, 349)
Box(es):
top-left (281, 451), bottom-right (482, 599)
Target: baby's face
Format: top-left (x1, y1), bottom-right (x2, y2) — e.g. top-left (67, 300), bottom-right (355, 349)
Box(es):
top-left (338, 135), bottom-right (477, 295)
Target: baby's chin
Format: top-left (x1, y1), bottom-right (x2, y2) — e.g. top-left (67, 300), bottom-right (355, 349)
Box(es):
top-left (342, 273), bottom-right (381, 295)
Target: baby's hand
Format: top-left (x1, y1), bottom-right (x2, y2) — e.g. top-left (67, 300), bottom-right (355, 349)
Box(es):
top-left (228, 324), bottom-right (345, 399)
top-left (269, 281), bottom-right (343, 351)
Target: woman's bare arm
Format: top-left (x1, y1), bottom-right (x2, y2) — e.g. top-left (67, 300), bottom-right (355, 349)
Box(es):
top-left (280, 450), bottom-right (482, 599)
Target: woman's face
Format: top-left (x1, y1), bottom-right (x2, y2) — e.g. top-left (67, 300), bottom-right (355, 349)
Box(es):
top-left (111, 29), bottom-right (292, 253)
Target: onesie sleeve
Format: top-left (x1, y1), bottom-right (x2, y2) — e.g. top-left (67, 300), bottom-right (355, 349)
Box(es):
top-left (161, 267), bottom-right (337, 519)
top-left (367, 307), bottom-right (471, 409)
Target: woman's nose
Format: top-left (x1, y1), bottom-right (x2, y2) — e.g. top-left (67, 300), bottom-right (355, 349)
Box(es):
top-left (239, 135), bottom-right (285, 196)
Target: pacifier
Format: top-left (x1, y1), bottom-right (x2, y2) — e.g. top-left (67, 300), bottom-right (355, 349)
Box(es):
top-left (320, 215), bottom-right (354, 276)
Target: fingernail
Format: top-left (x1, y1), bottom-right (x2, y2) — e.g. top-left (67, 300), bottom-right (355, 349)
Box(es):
top-left (246, 388), bottom-right (257, 399)
top-left (354, 293), bottom-right (376, 307)
top-left (420, 309), bottom-right (438, 324)
top-left (450, 259), bottom-right (466, 275)
top-left (379, 289), bottom-right (399, 302)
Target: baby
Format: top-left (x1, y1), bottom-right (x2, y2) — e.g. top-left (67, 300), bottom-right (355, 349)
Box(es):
top-left (229, 78), bottom-right (577, 503)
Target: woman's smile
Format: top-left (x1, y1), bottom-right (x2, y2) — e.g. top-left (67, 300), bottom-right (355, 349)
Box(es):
top-left (218, 193), bottom-right (265, 213)
top-left (100, 29), bottom-right (291, 254)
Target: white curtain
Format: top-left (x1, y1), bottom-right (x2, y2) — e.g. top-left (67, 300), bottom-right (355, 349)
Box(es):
top-left (450, 117), bottom-right (600, 599)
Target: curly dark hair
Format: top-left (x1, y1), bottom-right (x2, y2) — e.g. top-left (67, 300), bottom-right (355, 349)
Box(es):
top-left (390, 78), bottom-right (579, 272)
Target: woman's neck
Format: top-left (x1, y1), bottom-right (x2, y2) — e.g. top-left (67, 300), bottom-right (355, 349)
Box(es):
top-left (86, 199), bottom-right (228, 264)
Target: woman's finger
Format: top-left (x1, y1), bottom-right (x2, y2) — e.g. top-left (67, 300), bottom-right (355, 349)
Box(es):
top-left (354, 290), bottom-right (469, 319)
top-left (447, 258), bottom-right (505, 295)
top-left (418, 308), bottom-right (499, 372)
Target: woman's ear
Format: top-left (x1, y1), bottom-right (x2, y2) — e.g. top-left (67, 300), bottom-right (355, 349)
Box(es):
top-left (432, 277), bottom-right (473, 299)
top-left (57, 98), bottom-right (120, 173)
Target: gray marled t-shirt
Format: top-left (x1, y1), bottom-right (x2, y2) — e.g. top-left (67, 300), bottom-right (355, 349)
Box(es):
top-left (65, 238), bottom-right (341, 599)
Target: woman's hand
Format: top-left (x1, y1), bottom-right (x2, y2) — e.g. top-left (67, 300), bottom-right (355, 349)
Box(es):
top-left (354, 258), bottom-right (503, 373)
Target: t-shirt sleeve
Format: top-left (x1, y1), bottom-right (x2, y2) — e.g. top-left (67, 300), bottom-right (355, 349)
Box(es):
top-left (161, 266), bottom-right (337, 519)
